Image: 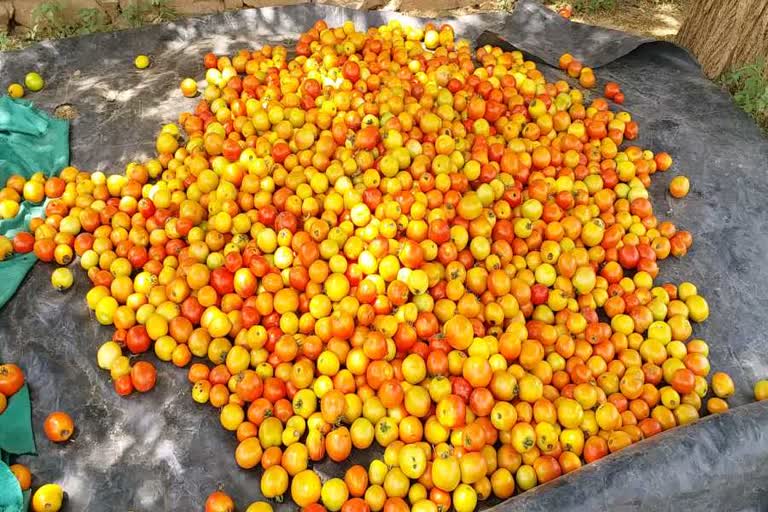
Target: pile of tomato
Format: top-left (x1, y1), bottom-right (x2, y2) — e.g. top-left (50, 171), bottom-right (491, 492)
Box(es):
top-left (3, 17), bottom-right (768, 512)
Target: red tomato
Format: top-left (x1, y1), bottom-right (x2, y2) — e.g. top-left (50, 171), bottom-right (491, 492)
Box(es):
top-left (130, 361), bottom-right (157, 393)
top-left (126, 325), bottom-right (151, 354)
top-left (114, 374), bottom-right (134, 396)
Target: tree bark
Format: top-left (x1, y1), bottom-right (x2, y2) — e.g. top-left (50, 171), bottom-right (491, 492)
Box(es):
top-left (676, 0), bottom-right (768, 78)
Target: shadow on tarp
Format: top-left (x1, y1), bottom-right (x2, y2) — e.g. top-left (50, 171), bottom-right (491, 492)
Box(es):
top-left (1, 0), bottom-right (767, 510)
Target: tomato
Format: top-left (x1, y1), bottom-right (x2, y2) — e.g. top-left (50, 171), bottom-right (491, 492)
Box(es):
top-left (604, 81), bottom-right (621, 99)
top-left (355, 126), bottom-right (380, 150)
top-left (711, 372), bottom-right (735, 398)
top-left (452, 483), bottom-right (477, 512)
top-left (341, 498), bottom-right (370, 512)
top-left (491, 401), bottom-right (518, 431)
top-left (342, 61), bottom-right (361, 82)
top-left (114, 374), bottom-right (134, 396)
top-left (130, 361), bottom-right (157, 392)
top-left (583, 435), bottom-right (609, 463)
top-left (462, 356), bottom-right (492, 388)
top-left (12, 232), bottom-right (34, 253)
top-left (292, 469), bottom-right (322, 507)
top-left (326, 426), bottom-right (353, 462)
top-left (321, 389), bottom-right (347, 424)
top-left (281, 443), bottom-right (309, 475)
top-left (234, 437), bottom-right (263, 469)
top-left (443, 315), bottom-right (473, 350)
top-left (126, 325), bottom-right (152, 354)
top-left (382, 497), bottom-right (409, 512)
top-left (670, 368), bottom-right (695, 395)
top-left (31, 484), bottom-right (64, 512)
top-left (9, 464), bottom-right (31, 491)
top-left (307, 429), bottom-right (326, 462)
top-left (398, 443), bottom-right (427, 479)
top-left (432, 455), bottom-right (461, 491)
top-left (756, 380), bottom-right (768, 401)
top-left (345, 465), bottom-right (369, 497)
top-left (262, 465), bottom-right (289, 499)
top-left (459, 451), bottom-right (487, 484)
top-left (0, 364), bottom-right (25, 396)
top-left (436, 394), bottom-right (466, 428)
top-left (205, 491), bottom-right (235, 512)
top-left (44, 411), bottom-right (75, 442)
top-left (321, 477), bottom-right (349, 511)
top-left (533, 455), bottom-right (562, 483)
top-left (669, 176), bottom-right (690, 198)
top-left (236, 371), bottom-right (263, 402)
top-left (245, 503), bottom-right (273, 512)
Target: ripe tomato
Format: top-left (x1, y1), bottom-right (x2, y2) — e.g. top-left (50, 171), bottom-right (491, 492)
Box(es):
top-left (291, 469), bottom-right (322, 507)
top-left (443, 315), bottom-right (473, 350)
top-left (235, 437), bottom-right (263, 469)
top-left (436, 395), bottom-right (466, 428)
top-left (9, 464), bottom-right (32, 491)
top-left (44, 411), bottom-right (75, 442)
top-left (341, 498), bottom-right (369, 512)
top-left (0, 364), bottom-right (25, 396)
top-left (261, 465), bottom-right (289, 499)
top-left (130, 361), bottom-right (157, 392)
top-left (205, 491), bottom-right (235, 512)
top-left (345, 465), bottom-right (369, 497)
top-left (114, 374), bottom-right (134, 396)
top-left (326, 426), bottom-right (352, 462)
top-left (126, 325), bottom-right (151, 354)
top-left (10, 232), bottom-right (33, 253)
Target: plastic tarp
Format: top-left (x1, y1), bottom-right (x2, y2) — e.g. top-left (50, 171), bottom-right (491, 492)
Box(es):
top-left (1, 1), bottom-right (767, 510)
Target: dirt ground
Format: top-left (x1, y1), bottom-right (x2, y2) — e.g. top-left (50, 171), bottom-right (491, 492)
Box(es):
top-left (546, 0), bottom-right (685, 39)
top-left (0, 0), bottom-right (687, 51)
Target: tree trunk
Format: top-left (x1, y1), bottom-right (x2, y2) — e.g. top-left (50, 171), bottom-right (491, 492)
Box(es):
top-left (676, 0), bottom-right (768, 78)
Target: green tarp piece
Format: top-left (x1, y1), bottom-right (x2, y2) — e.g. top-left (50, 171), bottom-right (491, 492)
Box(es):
top-left (0, 96), bottom-right (70, 175)
top-left (0, 385), bottom-right (36, 457)
top-left (0, 96), bottom-right (69, 511)
top-left (0, 460), bottom-right (23, 512)
top-left (0, 96), bottom-right (70, 310)
top-left (0, 384), bottom-right (36, 512)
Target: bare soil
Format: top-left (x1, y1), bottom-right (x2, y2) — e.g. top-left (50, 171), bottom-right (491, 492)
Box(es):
top-left (546, 0), bottom-right (685, 39)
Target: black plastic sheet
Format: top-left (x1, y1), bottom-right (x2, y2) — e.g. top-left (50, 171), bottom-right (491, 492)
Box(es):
top-left (1, 1), bottom-right (768, 510)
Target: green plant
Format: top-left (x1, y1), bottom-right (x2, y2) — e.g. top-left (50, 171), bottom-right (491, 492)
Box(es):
top-left (573, 0), bottom-right (616, 14)
top-left (0, 32), bottom-right (21, 51)
top-left (120, 1), bottom-right (145, 28)
top-left (27, 1), bottom-right (119, 42)
top-left (720, 60), bottom-right (768, 133)
top-left (32, 1), bottom-right (76, 38)
top-left (76, 8), bottom-right (109, 35)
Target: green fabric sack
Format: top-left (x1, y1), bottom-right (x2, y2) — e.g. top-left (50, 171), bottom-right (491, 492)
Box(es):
top-left (0, 96), bottom-right (70, 177)
top-left (0, 96), bottom-right (68, 511)
top-left (0, 384), bottom-right (36, 457)
top-left (0, 384), bottom-right (36, 512)
top-left (0, 460), bottom-right (23, 512)
top-left (0, 96), bottom-right (70, 310)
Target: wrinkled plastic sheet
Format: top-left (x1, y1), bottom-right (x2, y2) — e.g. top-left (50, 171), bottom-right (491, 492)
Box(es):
top-left (1, 1), bottom-right (768, 510)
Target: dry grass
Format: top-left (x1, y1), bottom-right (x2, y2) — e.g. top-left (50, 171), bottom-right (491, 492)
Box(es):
top-left (546, 0), bottom-right (685, 39)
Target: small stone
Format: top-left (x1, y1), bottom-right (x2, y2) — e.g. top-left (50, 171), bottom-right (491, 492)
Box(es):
top-left (10, 0), bottom-right (36, 28)
top-left (0, 1), bottom-right (13, 32)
